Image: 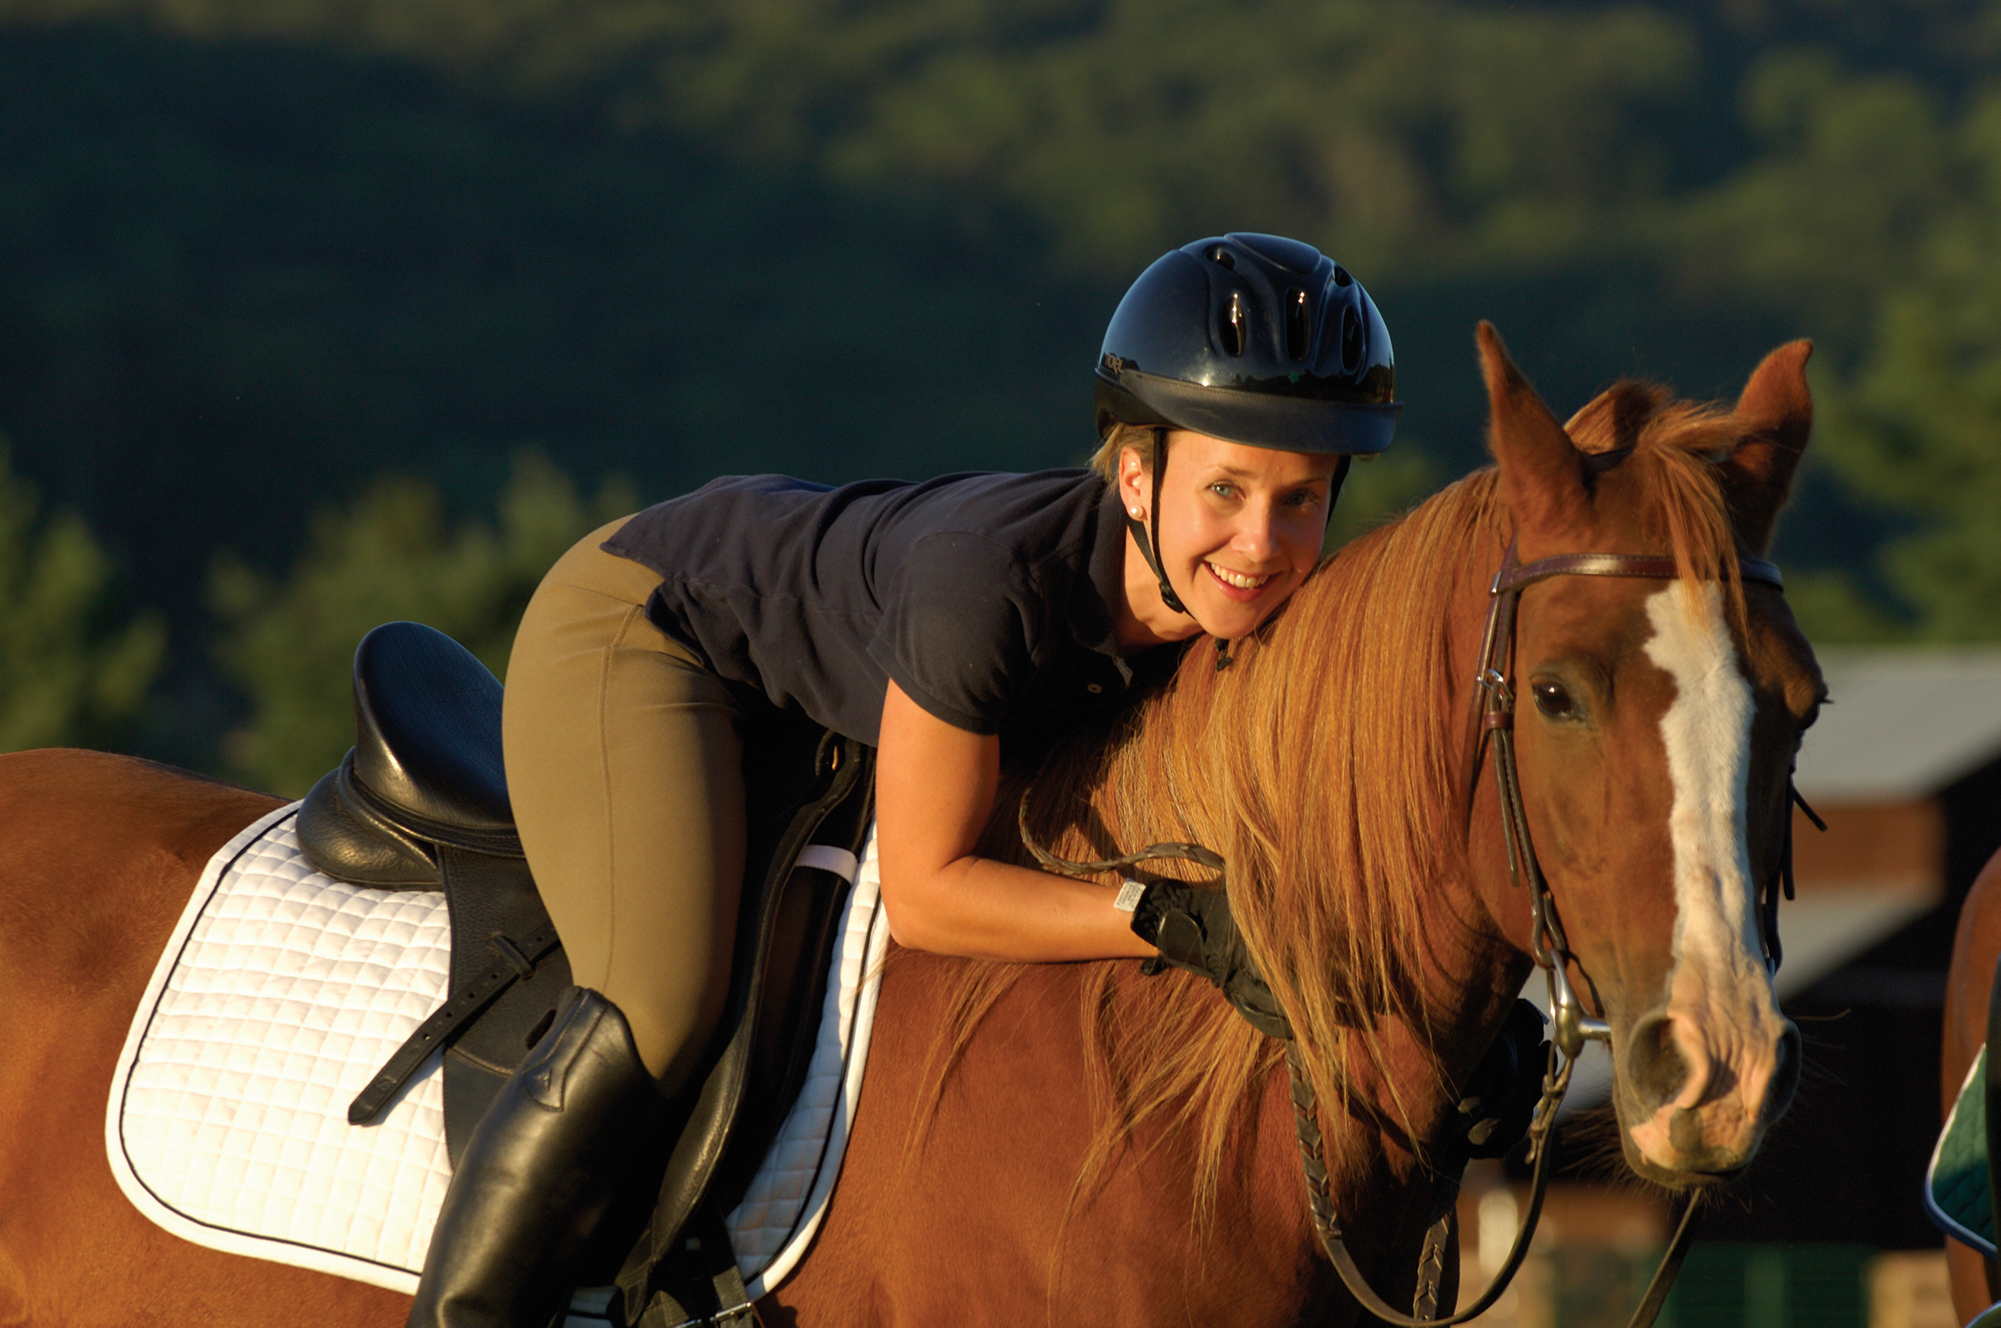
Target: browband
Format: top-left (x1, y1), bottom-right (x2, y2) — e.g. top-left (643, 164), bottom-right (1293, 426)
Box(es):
top-left (1493, 552), bottom-right (1783, 596)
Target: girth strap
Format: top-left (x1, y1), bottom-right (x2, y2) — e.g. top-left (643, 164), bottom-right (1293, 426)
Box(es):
top-left (626, 1203), bottom-right (758, 1328)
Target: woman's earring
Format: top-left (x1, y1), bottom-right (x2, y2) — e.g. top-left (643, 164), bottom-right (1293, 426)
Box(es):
top-left (1129, 506), bottom-right (1143, 518)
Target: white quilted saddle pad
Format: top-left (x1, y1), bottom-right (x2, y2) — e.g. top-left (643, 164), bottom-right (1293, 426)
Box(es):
top-left (107, 801), bottom-right (890, 1308)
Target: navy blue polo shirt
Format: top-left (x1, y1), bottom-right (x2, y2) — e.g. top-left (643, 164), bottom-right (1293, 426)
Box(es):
top-left (603, 469), bottom-right (1181, 761)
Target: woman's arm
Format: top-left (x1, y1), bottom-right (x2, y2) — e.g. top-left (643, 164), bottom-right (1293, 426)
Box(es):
top-left (874, 679), bottom-right (1156, 961)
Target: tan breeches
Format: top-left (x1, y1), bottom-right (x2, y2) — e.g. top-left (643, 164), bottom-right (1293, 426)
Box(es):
top-left (501, 518), bottom-right (745, 1087)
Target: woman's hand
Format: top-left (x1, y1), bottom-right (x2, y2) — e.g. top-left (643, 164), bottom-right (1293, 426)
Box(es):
top-left (874, 679), bottom-right (1156, 962)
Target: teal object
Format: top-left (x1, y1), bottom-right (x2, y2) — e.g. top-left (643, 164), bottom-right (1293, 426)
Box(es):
top-left (1928, 1044), bottom-right (1996, 1257)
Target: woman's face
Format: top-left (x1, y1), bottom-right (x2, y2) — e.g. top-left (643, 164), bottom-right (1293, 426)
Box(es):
top-left (1118, 432), bottom-right (1342, 643)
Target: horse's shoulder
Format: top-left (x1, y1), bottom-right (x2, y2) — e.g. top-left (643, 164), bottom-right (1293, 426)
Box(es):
top-left (0, 1239), bottom-right (22, 1328)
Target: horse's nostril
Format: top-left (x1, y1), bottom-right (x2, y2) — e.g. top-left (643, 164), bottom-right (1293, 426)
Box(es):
top-left (1765, 1021), bottom-right (1803, 1123)
top-left (1625, 1013), bottom-right (1688, 1109)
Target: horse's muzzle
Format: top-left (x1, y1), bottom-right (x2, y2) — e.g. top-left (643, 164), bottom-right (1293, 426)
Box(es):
top-left (1617, 1006), bottom-right (1801, 1181)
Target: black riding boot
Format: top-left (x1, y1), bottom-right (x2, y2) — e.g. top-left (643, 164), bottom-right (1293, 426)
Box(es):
top-left (406, 987), bottom-right (665, 1328)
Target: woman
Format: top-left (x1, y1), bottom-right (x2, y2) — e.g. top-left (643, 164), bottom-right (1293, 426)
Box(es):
top-left (407, 232), bottom-right (1401, 1328)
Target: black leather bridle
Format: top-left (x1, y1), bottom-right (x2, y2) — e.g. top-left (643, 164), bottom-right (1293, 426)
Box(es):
top-left (1479, 545), bottom-right (1789, 1047)
top-left (1292, 541), bottom-right (1803, 1328)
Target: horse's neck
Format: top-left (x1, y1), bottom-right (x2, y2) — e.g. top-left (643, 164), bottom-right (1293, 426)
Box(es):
top-left (1310, 551), bottom-right (1534, 1278)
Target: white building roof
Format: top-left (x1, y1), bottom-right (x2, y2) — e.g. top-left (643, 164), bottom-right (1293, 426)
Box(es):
top-left (1794, 646), bottom-right (2001, 802)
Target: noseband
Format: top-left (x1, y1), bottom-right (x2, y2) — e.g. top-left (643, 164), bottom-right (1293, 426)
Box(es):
top-left (1294, 540), bottom-right (1806, 1328)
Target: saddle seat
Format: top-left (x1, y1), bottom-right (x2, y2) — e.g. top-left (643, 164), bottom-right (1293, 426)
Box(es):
top-left (298, 621), bottom-right (875, 1322)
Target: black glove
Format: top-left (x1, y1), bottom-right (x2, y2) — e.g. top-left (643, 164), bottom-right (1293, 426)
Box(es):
top-left (1449, 999), bottom-right (1548, 1161)
top-left (1129, 880), bottom-right (1294, 1040)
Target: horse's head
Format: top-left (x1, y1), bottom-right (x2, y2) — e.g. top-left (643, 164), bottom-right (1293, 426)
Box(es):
top-left (1474, 323), bottom-right (1822, 1187)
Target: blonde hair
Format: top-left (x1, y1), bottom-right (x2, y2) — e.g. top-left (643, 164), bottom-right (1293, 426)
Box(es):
top-left (1087, 423), bottom-right (1157, 484)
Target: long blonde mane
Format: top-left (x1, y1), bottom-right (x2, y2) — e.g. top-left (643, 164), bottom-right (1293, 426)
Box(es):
top-left (917, 381), bottom-right (1747, 1221)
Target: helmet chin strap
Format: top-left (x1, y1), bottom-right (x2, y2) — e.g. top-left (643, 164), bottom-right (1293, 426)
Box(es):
top-left (1328, 453), bottom-right (1352, 518)
top-left (1123, 427), bottom-right (1192, 617)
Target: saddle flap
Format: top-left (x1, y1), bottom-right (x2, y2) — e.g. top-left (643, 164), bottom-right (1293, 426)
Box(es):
top-left (350, 622), bottom-right (516, 842)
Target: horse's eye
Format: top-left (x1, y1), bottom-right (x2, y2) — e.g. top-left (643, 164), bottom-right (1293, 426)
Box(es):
top-left (1532, 681), bottom-right (1576, 718)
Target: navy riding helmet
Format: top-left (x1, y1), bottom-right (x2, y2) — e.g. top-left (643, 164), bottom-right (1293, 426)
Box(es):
top-left (1095, 232), bottom-right (1400, 614)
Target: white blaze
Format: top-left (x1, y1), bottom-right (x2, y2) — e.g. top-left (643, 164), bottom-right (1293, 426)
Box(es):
top-left (1642, 584), bottom-right (1765, 985)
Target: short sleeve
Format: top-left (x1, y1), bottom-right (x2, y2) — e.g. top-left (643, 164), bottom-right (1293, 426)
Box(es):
top-left (866, 533), bottom-right (1037, 734)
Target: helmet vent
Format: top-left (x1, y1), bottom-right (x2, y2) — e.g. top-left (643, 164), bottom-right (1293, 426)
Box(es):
top-left (1222, 292), bottom-right (1246, 356)
top-left (1285, 288), bottom-right (1310, 362)
top-left (1206, 245), bottom-right (1236, 269)
top-left (1341, 306), bottom-right (1362, 371)
top-left (1332, 264), bottom-right (1352, 287)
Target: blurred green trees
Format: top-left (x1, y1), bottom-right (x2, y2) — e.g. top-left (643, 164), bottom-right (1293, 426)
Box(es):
top-left (0, 442), bottom-right (163, 750)
top-left (0, 0), bottom-right (1705, 279)
top-left (1810, 105), bottom-right (2001, 642)
top-left (1672, 52), bottom-right (2001, 642)
top-left (212, 451), bottom-right (633, 795)
top-left (3, 0), bottom-right (2001, 774)
top-left (1327, 447), bottom-right (1442, 550)
top-left (1670, 50), bottom-right (1956, 344)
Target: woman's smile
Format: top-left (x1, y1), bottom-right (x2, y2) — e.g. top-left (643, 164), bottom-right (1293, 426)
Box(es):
top-left (1203, 560), bottom-right (1278, 598)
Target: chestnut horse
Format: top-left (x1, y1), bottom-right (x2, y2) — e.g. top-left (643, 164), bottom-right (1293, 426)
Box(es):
top-left (1942, 845), bottom-right (2001, 1320)
top-left (0, 326), bottom-right (1822, 1327)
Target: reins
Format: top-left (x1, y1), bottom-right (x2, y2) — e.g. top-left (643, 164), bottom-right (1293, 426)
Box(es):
top-left (1016, 795), bottom-right (1225, 882)
top-left (1019, 538), bottom-right (1808, 1328)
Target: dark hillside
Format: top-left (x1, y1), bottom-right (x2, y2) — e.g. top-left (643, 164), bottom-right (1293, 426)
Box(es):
top-left (0, 25), bottom-right (1106, 619)
top-left (0, 1), bottom-right (1994, 766)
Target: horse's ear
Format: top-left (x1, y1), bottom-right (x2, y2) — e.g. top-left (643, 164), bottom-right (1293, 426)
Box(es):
top-left (1722, 340), bottom-right (1814, 554)
top-left (1478, 322), bottom-right (1587, 539)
